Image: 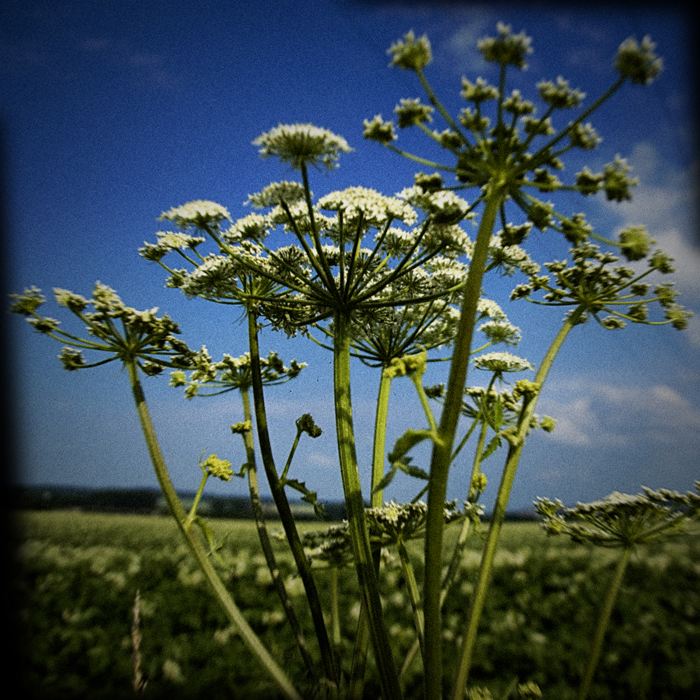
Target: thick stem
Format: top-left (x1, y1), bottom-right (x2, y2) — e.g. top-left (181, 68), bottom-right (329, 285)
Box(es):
top-left (577, 547), bottom-right (633, 700)
top-left (240, 388), bottom-right (319, 683)
top-left (423, 185), bottom-right (505, 699)
top-left (347, 369), bottom-right (394, 698)
top-left (333, 311), bottom-right (403, 700)
top-left (124, 360), bottom-right (301, 700)
top-left (371, 370), bottom-right (393, 506)
top-left (246, 311), bottom-right (339, 687)
top-left (450, 307), bottom-right (584, 699)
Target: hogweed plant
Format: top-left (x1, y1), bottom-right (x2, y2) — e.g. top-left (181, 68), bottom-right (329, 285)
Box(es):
top-left (11, 23), bottom-right (694, 700)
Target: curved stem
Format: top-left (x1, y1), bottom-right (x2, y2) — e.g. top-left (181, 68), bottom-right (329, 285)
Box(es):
top-left (240, 387), bottom-right (319, 683)
top-left (450, 306), bottom-right (584, 699)
top-left (246, 310), bottom-right (339, 688)
top-left (334, 311), bottom-right (403, 700)
top-left (423, 184), bottom-right (505, 699)
top-left (124, 359), bottom-right (301, 700)
top-left (577, 546), bottom-right (633, 700)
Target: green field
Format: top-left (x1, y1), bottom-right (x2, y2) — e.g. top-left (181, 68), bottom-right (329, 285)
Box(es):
top-left (13, 510), bottom-right (700, 699)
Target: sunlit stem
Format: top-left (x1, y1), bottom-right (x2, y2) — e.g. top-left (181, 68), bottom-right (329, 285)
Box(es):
top-left (346, 368), bottom-right (395, 697)
top-left (185, 469), bottom-right (209, 529)
top-left (333, 310), bottom-right (403, 700)
top-left (423, 183), bottom-right (505, 700)
top-left (577, 546), bottom-right (633, 700)
top-left (450, 306), bottom-right (585, 699)
top-left (246, 310), bottom-right (339, 688)
top-left (372, 370), bottom-right (393, 504)
top-left (239, 388), bottom-right (319, 683)
top-left (124, 359), bottom-right (302, 700)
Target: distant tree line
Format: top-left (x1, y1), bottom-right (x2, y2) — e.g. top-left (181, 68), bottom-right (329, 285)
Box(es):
top-left (11, 485), bottom-right (537, 521)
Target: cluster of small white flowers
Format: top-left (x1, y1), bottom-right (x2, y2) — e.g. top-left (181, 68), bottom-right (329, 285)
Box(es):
top-left (252, 123), bottom-right (353, 171)
top-left (246, 181), bottom-right (307, 208)
top-left (224, 213), bottom-right (270, 243)
top-left (473, 351), bottom-right (534, 374)
top-left (153, 231), bottom-right (206, 251)
top-left (397, 186), bottom-right (473, 222)
top-left (159, 200), bottom-right (231, 227)
top-left (377, 226), bottom-right (421, 258)
top-left (476, 297), bottom-right (507, 320)
top-left (477, 320), bottom-right (522, 346)
top-left (318, 186), bottom-right (418, 228)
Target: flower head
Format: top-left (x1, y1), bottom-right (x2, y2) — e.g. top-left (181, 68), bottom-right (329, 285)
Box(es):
top-left (477, 23), bottom-right (532, 70)
top-left (535, 483), bottom-right (700, 547)
top-left (473, 351), bottom-right (533, 375)
top-left (159, 201), bottom-right (231, 231)
top-left (253, 123), bottom-right (353, 172)
top-left (388, 31), bottom-right (432, 71)
top-left (615, 35), bottom-right (663, 85)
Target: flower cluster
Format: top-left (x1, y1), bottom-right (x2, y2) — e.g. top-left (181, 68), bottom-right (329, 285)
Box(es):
top-left (10, 284), bottom-right (194, 375)
top-left (170, 349), bottom-right (306, 398)
top-left (364, 22), bottom-right (665, 258)
top-left (301, 500), bottom-right (479, 566)
top-left (252, 123), bottom-right (353, 172)
top-left (535, 483), bottom-right (700, 547)
top-left (509, 239), bottom-right (691, 330)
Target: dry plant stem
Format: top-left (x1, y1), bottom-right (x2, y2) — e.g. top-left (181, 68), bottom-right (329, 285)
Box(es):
top-left (334, 310), bottom-right (403, 700)
top-left (246, 310), bottom-right (339, 688)
top-left (450, 306), bottom-right (585, 699)
top-left (239, 387), bottom-right (319, 683)
top-left (124, 359), bottom-right (302, 700)
top-left (131, 588), bottom-right (147, 695)
top-left (423, 185), bottom-right (504, 699)
top-left (577, 546), bottom-right (633, 700)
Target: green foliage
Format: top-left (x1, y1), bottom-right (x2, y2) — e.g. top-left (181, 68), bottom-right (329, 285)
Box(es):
top-left (14, 512), bottom-right (700, 699)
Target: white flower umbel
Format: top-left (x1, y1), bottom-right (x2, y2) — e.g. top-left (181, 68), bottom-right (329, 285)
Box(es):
top-left (473, 351), bottom-right (533, 375)
top-left (252, 123), bottom-right (353, 172)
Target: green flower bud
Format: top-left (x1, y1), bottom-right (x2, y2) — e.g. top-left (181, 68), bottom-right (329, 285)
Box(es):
top-left (363, 115), bottom-right (396, 144)
top-left (388, 31), bottom-right (432, 71)
top-left (296, 414), bottom-right (322, 438)
top-left (58, 347), bottom-right (85, 371)
top-left (9, 286), bottom-right (45, 315)
top-left (394, 98), bottom-right (433, 128)
top-left (619, 225), bottom-right (654, 261)
top-left (202, 454), bottom-right (234, 482)
top-left (231, 421), bottom-right (252, 434)
top-left (615, 35), bottom-right (663, 85)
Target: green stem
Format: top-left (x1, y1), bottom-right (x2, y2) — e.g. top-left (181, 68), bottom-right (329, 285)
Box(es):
top-left (372, 370), bottom-right (393, 505)
top-left (334, 310), bottom-right (403, 700)
top-left (450, 306), bottom-right (584, 699)
top-left (124, 359), bottom-right (301, 700)
top-left (423, 183), bottom-right (505, 699)
top-left (240, 388), bottom-right (319, 683)
top-left (246, 310), bottom-right (339, 688)
top-left (347, 368), bottom-right (394, 698)
top-left (186, 471), bottom-right (209, 528)
top-left (397, 539), bottom-right (425, 661)
top-left (577, 546), bottom-right (633, 700)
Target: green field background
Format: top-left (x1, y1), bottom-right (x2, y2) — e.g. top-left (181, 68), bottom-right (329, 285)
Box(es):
top-left (12, 511), bottom-right (700, 699)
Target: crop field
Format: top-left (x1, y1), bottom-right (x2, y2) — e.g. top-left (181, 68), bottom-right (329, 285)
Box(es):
top-left (12, 510), bottom-right (700, 699)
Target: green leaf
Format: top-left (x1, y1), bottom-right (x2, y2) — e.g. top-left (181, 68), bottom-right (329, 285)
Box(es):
top-left (192, 516), bottom-right (229, 568)
top-left (480, 434), bottom-right (502, 462)
top-left (388, 428), bottom-right (435, 466)
top-left (282, 478), bottom-right (326, 518)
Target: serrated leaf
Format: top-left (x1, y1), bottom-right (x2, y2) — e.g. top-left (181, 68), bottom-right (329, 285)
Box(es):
top-left (480, 434), bottom-right (502, 461)
top-left (388, 428), bottom-right (435, 465)
top-left (398, 462), bottom-right (430, 480)
top-left (372, 467), bottom-right (399, 494)
top-left (282, 478), bottom-right (326, 518)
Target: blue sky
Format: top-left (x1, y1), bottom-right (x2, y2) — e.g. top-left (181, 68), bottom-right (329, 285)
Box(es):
top-left (3, 0), bottom-right (699, 512)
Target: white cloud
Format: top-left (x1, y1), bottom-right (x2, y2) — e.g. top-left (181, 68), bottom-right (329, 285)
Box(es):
top-left (604, 142), bottom-right (700, 302)
top-left (539, 378), bottom-right (700, 447)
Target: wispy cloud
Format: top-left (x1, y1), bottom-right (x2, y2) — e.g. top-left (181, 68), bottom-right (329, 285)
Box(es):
top-left (539, 378), bottom-right (700, 448)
